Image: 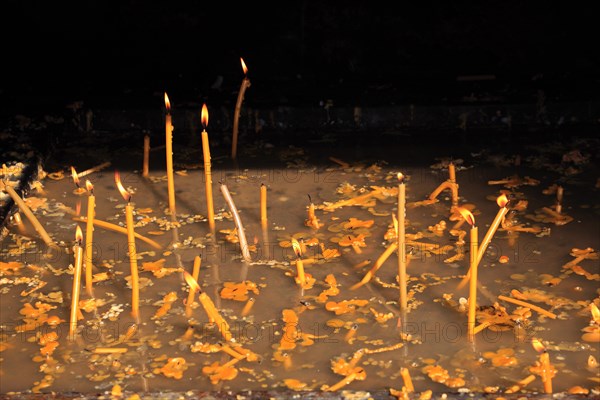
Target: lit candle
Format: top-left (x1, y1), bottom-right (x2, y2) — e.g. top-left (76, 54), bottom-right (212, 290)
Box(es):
top-left (70, 166), bottom-right (86, 195)
top-left (142, 134), bottom-right (150, 178)
top-left (185, 255), bottom-right (202, 318)
top-left (184, 271), bottom-right (233, 342)
top-left (164, 92), bottom-right (177, 218)
top-left (458, 208), bottom-right (478, 342)
top-left (69, 225), bottom-right (84, 340)
top-left (200, 103), bottom-right (215, 233)
top-left (397, 173), bottom-right (407, 313)
top-left (115, 171), bottom-right (140, 322)
top-left (84, 180), bottom-right (96, 297)
top-left (531, 338), bottom-right (555, 393)
top-left (291, 238), bottom-right (306, 287)
top-left (260, 183), bottom-right (267, 228)
top-left (476, 194), bottom-right (509, 266)
top-left (232, 57), bottom-right (251, 160)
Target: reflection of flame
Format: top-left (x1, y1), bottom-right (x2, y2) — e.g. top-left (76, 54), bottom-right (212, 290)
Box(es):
top-left (75, 225), bottom-right (83, 243)
top-left (240, 57), bottom-right (248, 75)
top-left (591, 303), bottom-right (600, 324)
top-left (71, 166), bottom-right (80, 187)
top-left (75, 200), bottom-right (81, 216)
top-left (397, 172), bottom-right (404, 183)
top-left (458, 207), bottom-right (475, 226)
top-left (114, 171), bottom-right (131, 202)
top-left (184, 271), bottom-right (200, 291)
top-left (291, 238), bottom-right (302, 257)
top-left (164, 92), bottom-right (171, 112)
top-left (497, 193), bottom-right (509, 208)
top-left (201, 103), bottom-right (209, 128)
top-left (85, 179), bottom-right (94, 193)
top-left (532, 338), bottom-right (545, 353)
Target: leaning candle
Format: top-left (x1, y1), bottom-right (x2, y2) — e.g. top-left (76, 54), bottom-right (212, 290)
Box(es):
top-left (397, 173), bottom-right (407, 313)
top-left (476, 194), bottom-right (509, 266)
top-left (115, 171), bottom-right (140, 322)
top-left (458, 208), bottom-right (478, 342)
top-left (200, 104), bottom-right (215, 233)
top-left (531, 338), bottom-right (555, 393)
top-left (69, 225), bottom-right (84, 340)
top-left (232, 57), bottom-right (251, 159)
top-left (164, 92), bottom-right (177, 217)
top-left (185, 256), bottom-right (202, 318)
top-left (220, 183), bottom-right (252, 263)
top-left (84, 180), bottom-right (96, 297)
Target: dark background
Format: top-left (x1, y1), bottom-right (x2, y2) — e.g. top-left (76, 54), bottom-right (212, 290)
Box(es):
top-left (2, 1), bottom-right (598, 113)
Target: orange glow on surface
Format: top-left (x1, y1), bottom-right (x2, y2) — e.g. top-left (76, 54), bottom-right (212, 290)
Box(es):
top-left (114, 171), bottom-right (130, 202)
top-left (458, 207), bottom-right (475, 226)
top-left (240, 57), bottom-right (248, 75)
top-left (532, 338), bottom-right (545, 353)
top-left (201, 104), bottom-right (209, 128)
top-left (164, 92), bottom-right (171, 112)
top-left (75, 225), bottom-right (83, 243)
top-left (85, 180), bottom-right (94, 193)
top-left (497, 193), bottom-right (509, 207)
top-left (71, 166), bottom-right (80, 187)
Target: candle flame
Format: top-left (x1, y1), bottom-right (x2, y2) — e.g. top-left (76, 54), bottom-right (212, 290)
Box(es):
top-left (85, 179), bottom-right (94, 193)
top-left (589, 355), bottom-right (598, 369)
top-left (75, 225), bottom-right (83, 243)
top-left (183, 270), bottom-right (200, 292)
top-left (201, 103), bottom-right (209, 128)
top-left (71, 166), bottom-right (80, 187)
top-left (458, 207), bottom-right (475, 226)
top-left (497, 193), bottom-right (509, 208)
top-left (591, 303), bottom-right (600, 324)
top-left (531, 338), bottom-right (545, 353)
top-left (397, 172), bottom-right (404, 183)
top-left (114, 171), bottom-right (131, 202)
top-left (291, 238), bottom-right (302, 257)
top-left (164, 92), bottom-right (171, 112)
top-left (240, 57), bottom-right (248, 75)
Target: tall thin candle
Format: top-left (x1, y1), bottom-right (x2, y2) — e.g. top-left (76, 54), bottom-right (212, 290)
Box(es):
top-left (164, 93), bottom-right (176, 217)
top-left (69, 226), bottom-right (84, 340)
top-left (397, 173), bottom-right (407, 313)
top-left (200, 104), bottom-right (215, 233)
top-left (115, 171), bottom-right (140, 322)
top-left (142, 134), bottom-right (150, 178)
top-left (84, 180), bottom-right (96, 297)
top-left (260, 183), bottom-right (267, 228)
top-left (232, 57), bottom-right (251, 160)
top-left (458, 208), bottom-right (478, 342)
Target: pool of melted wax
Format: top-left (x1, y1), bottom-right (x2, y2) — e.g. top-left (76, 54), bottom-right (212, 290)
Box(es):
top-left (1, 159), bottom-right (599, 396)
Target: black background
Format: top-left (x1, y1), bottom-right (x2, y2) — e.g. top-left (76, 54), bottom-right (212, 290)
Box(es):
top-left (2, 1), bottom-right (598, 112)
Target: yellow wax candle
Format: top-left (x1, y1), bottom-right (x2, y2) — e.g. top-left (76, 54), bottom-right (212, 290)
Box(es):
top-left (532, 339), bottom-right (554, 393)
top-left (164, 92), bottom-right (176, 217)
top-left (291, 238), bottom-right (305, 286)
top-left (84, 180), bottom-right (96, 297)
top-left (458, 208), bottom-right (478, 342)
top-left (201, 104), bottom-right (215, 233)
top-left (232, 57), bottom-right (251, 160)
top-left (448, 162), bottom-right (456, 182)
top-left (69, 226), bottom-right (84, 340)
top-left (142, 134), bottom-right (150, 177)
top-left (397, 173), bottom-right (407, 313)
top-left (260, 183), bottom-right (267, 228)
top-left (185, 256), bottom-right (202, 318)
top-left (476, 194), bottom-right (509, 266)
top-left (115, 171), bottom-right (140, 322)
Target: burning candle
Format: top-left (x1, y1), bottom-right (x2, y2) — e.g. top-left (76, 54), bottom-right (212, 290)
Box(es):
top-left (531, 338), bottom-right (555, 393)
top-left (232, 57), bottom-right (251, 160)
top-left (84, 180), bottom-right (95, 297)
top-left (291, 238), bottom-right (306, 287)
top-left (397, 173), bottom-right (407, 313)
top-left (142, 134), bottom-right (150, 178)
top-left (164, 92), bottom-right (177, 218)
top-left (115, 171), bottom-right (140, 322)
top-left (69, 225), bottom-right (84, 340)
top-left (185, 256), bottom-right (202, 318)
top-left (71, 166), bottom-right (86, 195)
top-left (476, 194), bottom-right (509, 266)
top-left (220, 183), bottom-right (252, 263)
top-left (184, 271), bottom-right (233, 342)
top-left (458, 208), bottom-right (478, 342)
top-left (201, 104), bottom-right (215, 233)
top-left (260, 183), bottom-right (267, 228)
